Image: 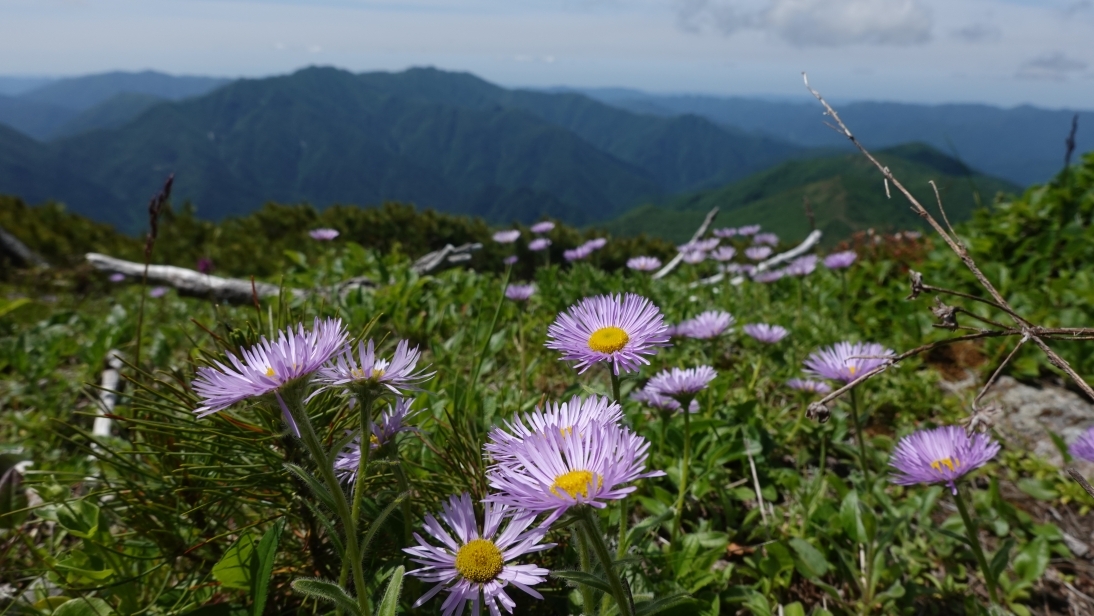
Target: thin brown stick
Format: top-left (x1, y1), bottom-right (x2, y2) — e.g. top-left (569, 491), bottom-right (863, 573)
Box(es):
top-left (973, 334), bottom-right (1029, 407)
top-left (1067, 468), bottom-right (1094, 502)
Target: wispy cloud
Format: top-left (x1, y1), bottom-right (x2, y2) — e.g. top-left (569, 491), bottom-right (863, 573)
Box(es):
top-left (1016, 52), bottom-right (1088, 81)
top-left (677, 0), bottom-right (932, 47)
top-left (952, 23), bottom-right (1001, 43)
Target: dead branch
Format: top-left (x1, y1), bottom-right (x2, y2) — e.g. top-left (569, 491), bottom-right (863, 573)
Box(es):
top-left (652, 207), bottom-right (719, 280)
top-left (0, 224), bottom-right (49, 268)
top-left (692, 229), bottom-right (823, 287)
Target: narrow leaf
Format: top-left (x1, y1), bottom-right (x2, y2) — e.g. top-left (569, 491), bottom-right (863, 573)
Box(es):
top-left (375, 566), bottom-right (405, 616)
top-left (360, 492), bottom-right (408, 559)
top-left (551, 570), bottom-right (614, 594)
top-left (634, 592), bottom-right (699, 616)
top-left (291, 578), bottom-right (361, 616)
top-left (284, 462), bottom-right (338, 512)
top-left (252, 518), bottom-right (285, 616)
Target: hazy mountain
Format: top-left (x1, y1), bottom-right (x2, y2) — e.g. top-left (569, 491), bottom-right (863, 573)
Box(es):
top-left (19, 70), bottom-right (231, 111)
top-left (51, 92), bottom-right (166, 139)
top-left (604, 143), bottom-right (1019, 244)
top-left (575, 90), bottom-right (1093, 187)
top-left (7, 66), bottom-right (805, 231)
top-left (0, 94), bottom-right (76, 141)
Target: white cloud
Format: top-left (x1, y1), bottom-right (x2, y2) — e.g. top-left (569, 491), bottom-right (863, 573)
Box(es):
top-left (951, 23), bottom-right (1001, 43)
top-left (677, 0), bottom-right (932, 46)
top-left (1016, 52), bottom-right (1088, 81)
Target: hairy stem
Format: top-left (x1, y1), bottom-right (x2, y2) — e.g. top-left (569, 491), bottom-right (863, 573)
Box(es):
top-left (672, 406), bottom-right (692, 541)
top-left (579, 507), bottom-right (634, 616)
top-left (573, 524), bottom-right (597, 615)
top-left (849, 387), bottom-right (871, 485)
top-left (953, 487), bottom-right (1000, 605)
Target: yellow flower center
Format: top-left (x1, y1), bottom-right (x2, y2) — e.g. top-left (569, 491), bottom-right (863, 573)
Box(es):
top-left (587, 326), bottom-right (629, 354)
top-left (454, 538), bottom-right (504, 584)
top-left (559, 426), bottom-right (574, 438)
top-left (930, 457), bottom-right (960, 473)
top-left (550, 469), bottom-right (601, 499)
top-left (265, 367), bottom-right (276, 377)
top-left (350, 368), bottom-right (384, 380)
top-left (847, 364), bottom-right (857, 376)
top-left (369, 434), bottom-right (380, 447)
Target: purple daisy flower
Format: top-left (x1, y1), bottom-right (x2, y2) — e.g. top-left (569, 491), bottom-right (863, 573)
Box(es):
top-left (334, 397), bottom-right (420, 481)
top-left (680, 238), bottom-right (719, 252)
top-left (804, 341), bottom-right (895, 384)
top-left (711, 246), bottom-right (737, 262)
top-left (485, 421), bottom-right (664, 524)
top-left (785, 255), bottom-right (818, 277)
top-left (737, 225), bottom-right (761, 236)
top-left (485, 395), bottom-right (623, 465)
top-left (786, 378), bottom-right (832, 394)
top-left (1070, 427), bottom-right (1094, 462)
top-left (752, 269), bottom-right (785, 283)
top-left (108, 273), bottom-right (126, 282)
top-left (712, 227), bottom-right (738, 238)
top-left (493, 230), bottom-right (521, 244)
top-left (753, 233), bottom-right (779, 246)
top-left (581, 238), bottom-right (607, 252)
top-left (676, 310), bottom-right (735, 339)
top-left (745, 246), bottom-right (773, 261)
top-left (315, 339), bottom-right (433, 398)
top-left (724, 263), bottom-right (756, 276)
top-left (646, 366), bottom-right (716, 403)
top-left (504, 284), bottom-right (536, 302)
top-left (503, 255), bottom-right (518, 266)
top-left (528, 238), bottom-right (551, 252)
top-left (197, 257), bottom-right (214, 274)
top-left (149, 286), bottom-right (168, 298)
top-left (309, 228), bottom-right (339, 241)
top-left (681, 250), bottom-right (706, 264)
top-left (563, 246), bottom-right (592, 262)
top-left (404, 493), bottom-right (553, 616)
top-left (824, 250), bottom-right (858, 269)
top-left (192, 317), bottom-right (348, 418)
top-left (545, 293), bottom-right (670, 374)
top-left (631, 387), bottom-right (699, 413)
top-left (743, 323), bottom-right (789, 344)
top-left (627, 256), bottom-right (662, 272)
top-left (530, 221), bottom-right (555, 234)
top-left (889, 425), bottom-right (1001, 494)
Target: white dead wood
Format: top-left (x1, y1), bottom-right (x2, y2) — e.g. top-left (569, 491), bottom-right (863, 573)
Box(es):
top-left (652, 207), bottom-right (719, 280)
top-left (0, 224), bottom-right (49, 268)
top-left (92, 350), bottom-right (123, 440)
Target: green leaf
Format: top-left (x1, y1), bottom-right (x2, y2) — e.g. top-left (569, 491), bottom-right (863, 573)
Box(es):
top-left (839, 491), bottom-right (867, 543)
top-left (781, 602), bottom-right (806, 616)
top-left (937, 527), bottom-right (972, 546)
top-left (0, 298), bottom-right (30, 320)
top-left (633, 592), bottom-right (699, 616)
top-left (1016, 478), bottom-right (1058, 501)
top-left (291, 578), bottom-right (361, 616)
top-left (53, 597), bottom-right (115, 616)
top-left (789, 537), bottom-right (829, 579)
top-left (252, 518), bottom-right (284, 616)
top-left (360, 492), bottom-right (408, 559)
top-left (56, 499), bottom-right (100, 539)
top-left (1012, 538), bottom-right (1049, 584)
top-left (989, 539), bottom-right (1015, 585)
top-left (0, 454), bottom-right (28, 529)
top-left (551, 570), bottom-right (614, 595)
top-left (375, 566), bottom-right (404, 616)
top-left (212, 532), bottom-right (258, 590)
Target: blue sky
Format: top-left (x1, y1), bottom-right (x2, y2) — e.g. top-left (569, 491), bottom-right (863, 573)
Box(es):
top-left (2, 0), bottom-right (1092, 107)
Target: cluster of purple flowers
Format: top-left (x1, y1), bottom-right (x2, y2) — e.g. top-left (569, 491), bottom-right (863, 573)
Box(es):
top-left (672, 310), bottom-right (735, 339)
top-left (627, 256), bottom-right (662, 272)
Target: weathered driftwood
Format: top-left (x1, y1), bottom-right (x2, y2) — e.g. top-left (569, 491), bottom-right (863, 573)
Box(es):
top-left (0, 224), bottom-right (49, 268)
top-left (652, 207), bottom-right (719, 280)
top-left (92, 350), bottom-right (124, 440)
top-left (691, 229), bottom-right (824, 287)
top-left (85, 241), bottom-right (483, 304)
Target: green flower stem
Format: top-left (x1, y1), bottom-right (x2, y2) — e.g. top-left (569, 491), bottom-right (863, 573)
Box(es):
top-left (517, 308), bottom-right (527, 396)
top-left (578, 507), bottom-right (634, 616)
top-left (572, 525), bottom-right (597, 616)
top-left (672, 403), bottom-right (693, 542)
top-left (609, 370), bottom-right (621, 405)
top-left (351, 393), bottom-right (376, 531)
top-left (747, 355), bottom-right (763, 392)
top-left (849, 387), bottom-right (871, 485)
top-left (392, 443), bottom-right (413, 546)
top-left (286, 393), bottom-right (370, 615)
top-left (953, 487), bottom-right (1001, 606)
top-left (607, 369), bottom-right (628, 562)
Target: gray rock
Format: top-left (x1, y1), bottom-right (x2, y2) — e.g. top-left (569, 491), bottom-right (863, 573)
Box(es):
top-left (982, 376), bottom-right (1094, 472)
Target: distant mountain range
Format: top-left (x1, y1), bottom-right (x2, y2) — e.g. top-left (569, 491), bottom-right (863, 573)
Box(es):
top-left (0, 67), bottom-right (804, 231)
top-left (605, 142), bottom-right (1018, 244)
top-left (0, 67), bottom-right (1075, 239)
top-left (566, 87), bottom-right (1092, 188)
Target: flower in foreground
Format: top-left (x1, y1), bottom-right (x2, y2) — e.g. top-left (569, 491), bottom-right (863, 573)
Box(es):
top-left (804, 341), bottom-right (895, 384)
top-left (743, 323), bottom-right (789, 344)
top-left (404, 493), bottom-right (553, 616)
top-left (504, 284), bottom-right (536, 302)
top-left (745, 246), bottom-right (773, 261)
top-left (786, 378), bottom-right (832, 394)
top-left (889, 425), bottom-right (1000, 494)
top-left (192, 317), bottom-right (347, 418)
top-left (646, 366), bottom-right (716, 403)
top-left (824, 250), bottom-right (858, 269)
top-left (632, 386), bottom-right (700, 413)
top-left (485, 395), bottom-right (623, 465)
top-left (486, 421), bottom-right (663, 524)
top-left (528, 238), bottom-right (551, 252)
top-left (1070, 427), bottom-right (1094, 462)
top-left (315, 338), bottom-right (433, 398)
top-left (530, 221), bottom-right (555, 234)
top-left (546, 293), bottom-right (670, 374)
top-left (334, 397), bottom-right (419, 481)
top-left (676, 310), bottom-right (735, 339)
top-left (309, 228), bottom-right (339, 241)
top-left (627, 256), bottom-right (661, 271)
top-left (493, 230), bottom-right (521, 244)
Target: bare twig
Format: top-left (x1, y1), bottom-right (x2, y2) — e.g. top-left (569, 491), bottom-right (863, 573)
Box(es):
top-left (0, 224), bottom-right (50, 268)
top-left (803, 196), bottom-right (815, 232)
top-left (653, 207), bottom-right (719, 280)
top-left (973, 334), bottom-right (1029, 408)
top-left (1064, 113), bottom-right (1079, 170)
top-left (1067, 468), bottom-right (1094, 502)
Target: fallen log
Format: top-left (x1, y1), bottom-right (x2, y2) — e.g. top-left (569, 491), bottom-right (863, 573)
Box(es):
top-left (0, 224), bottom-right (49, 268)
top-left (652, 207), bottom-right (719, 280)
